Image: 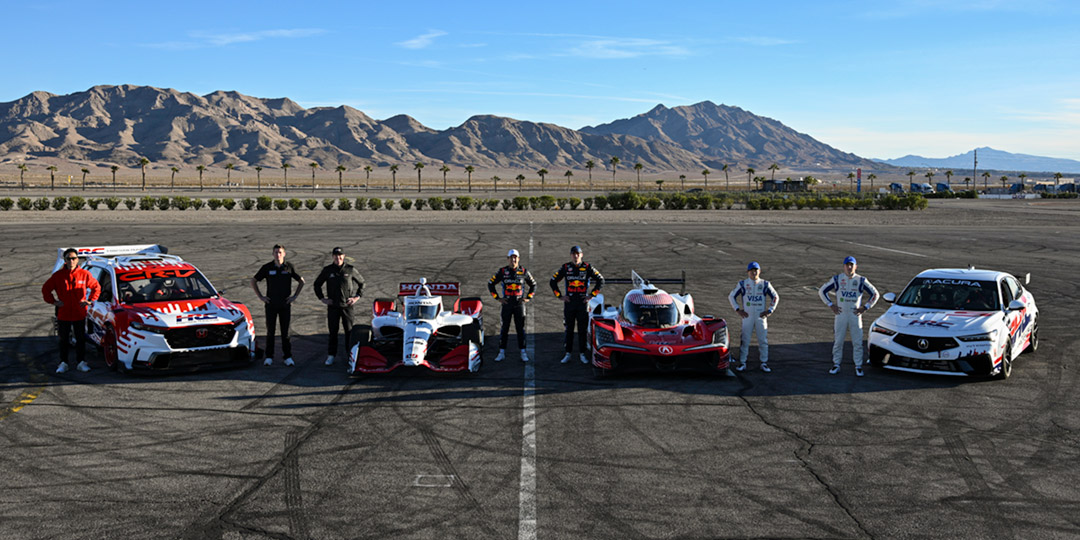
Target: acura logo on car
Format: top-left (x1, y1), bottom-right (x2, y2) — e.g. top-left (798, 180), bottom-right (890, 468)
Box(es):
top-left (658, 345), bottom-right (674, 355)
top-left (196, 328), bottom-right (208, 339)
top-left (917, 338), bottom-right (929, 350)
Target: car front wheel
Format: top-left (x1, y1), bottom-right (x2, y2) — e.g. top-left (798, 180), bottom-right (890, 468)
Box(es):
top-left (994, 340), bottom-right (1013, 380)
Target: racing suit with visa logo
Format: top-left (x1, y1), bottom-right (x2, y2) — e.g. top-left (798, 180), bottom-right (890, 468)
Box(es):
top-left (819, 273), bottom-right (879, 367)
top-left (728, 278), bottom-right (779, 365)
top-left (550, 262), bottom-right (604, 354)
top-left (488, 265), bottom-right (537, 350)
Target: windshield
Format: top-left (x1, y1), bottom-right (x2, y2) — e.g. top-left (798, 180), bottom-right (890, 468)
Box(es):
top-left (896, 278), bottom-right (999, 311)
top-left (622, 300), bottom-right (680, 328)
top-left (116, 269), bottom-right (218, 303)
top-left (405, 304), bottom-right (440, 321)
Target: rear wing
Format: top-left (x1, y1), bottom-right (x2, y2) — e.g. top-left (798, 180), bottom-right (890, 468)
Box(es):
top-left (604, 270), bottom-right (686, 295)
top-left (398, 280), bottom-right (461, 297)
top-left (54, 244), bottom-right (168, 272)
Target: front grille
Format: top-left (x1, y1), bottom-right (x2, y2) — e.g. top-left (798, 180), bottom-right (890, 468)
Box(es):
top-left (869, 345), bottom-right (993, 376)
top-left (165, 325), bottom-right (235, 348)
top-left (612, 350), bottom-right (725, 372)
top-left (148, 347), bottom-right (250, 370)
top-left (893, 333), bottom-right (959, 353)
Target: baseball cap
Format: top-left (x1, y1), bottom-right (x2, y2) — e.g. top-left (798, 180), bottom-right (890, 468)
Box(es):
top-left (747, 262), bottom-right (761, 271)
top-left (331, 247), bottom-right (344, 255)
top-left (843, 256), bottom-right (857, 265)
top-left (507, 249), bottom-right (520, 257)
top-left (570, 245), bottom-right (582, 254)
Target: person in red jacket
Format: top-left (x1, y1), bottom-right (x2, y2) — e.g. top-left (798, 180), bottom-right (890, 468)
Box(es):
top-left (42, 248), bottom-right (101, 373)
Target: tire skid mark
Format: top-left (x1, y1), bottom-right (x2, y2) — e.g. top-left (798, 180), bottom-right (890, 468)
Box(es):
top-left (941, 433), bottom-right (1016, 538)
top-left (283, 428), bottom-right (310, 540)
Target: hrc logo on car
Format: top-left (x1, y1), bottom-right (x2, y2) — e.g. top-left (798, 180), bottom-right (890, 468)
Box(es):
top-left (177, 313), bottom-right (216, 322)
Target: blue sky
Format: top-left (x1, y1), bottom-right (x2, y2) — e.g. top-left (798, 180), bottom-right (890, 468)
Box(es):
top-left (4, 0), bottom-right (1078, 160)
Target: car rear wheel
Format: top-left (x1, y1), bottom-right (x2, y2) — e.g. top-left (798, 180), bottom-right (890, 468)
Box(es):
top-left (102, 327), bottom-right (119, 372)
top-left (994, 340), bottom-right (1013, 380)
top-left (1023, 319), bottom-right (1038, 354)
top-left (463, 322), bottom-right (483, 360)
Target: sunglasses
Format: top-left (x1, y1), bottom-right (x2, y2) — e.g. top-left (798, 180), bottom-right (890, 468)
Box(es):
top-left (65, 257), bottom-right (79, 261)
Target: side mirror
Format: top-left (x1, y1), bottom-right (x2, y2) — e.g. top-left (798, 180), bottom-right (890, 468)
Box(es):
top-left (882, 292), bottom-right (896, 303)
top-left (1007, 299), bottom-right (1025, 311)
top-left (1023, 273), bottom-right (1030, 285)
top-left (217, 289), bottom-right (227, 296)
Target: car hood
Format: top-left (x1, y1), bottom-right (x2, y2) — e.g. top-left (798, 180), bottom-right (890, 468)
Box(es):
top-left (876, 306), bottom-right (1000, 335)
top-left (125, 297), bottom-right (246, 327)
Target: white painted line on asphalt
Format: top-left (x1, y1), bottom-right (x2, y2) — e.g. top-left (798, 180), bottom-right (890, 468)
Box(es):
top-left (413, 475), bottom-right (455, 487)
top-left (839, 240), bottom-right (928, 258)
top-left (520, 222), bottom-right (538, 540)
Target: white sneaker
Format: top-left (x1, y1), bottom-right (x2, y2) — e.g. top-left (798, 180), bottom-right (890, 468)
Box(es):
top-left (56, 362), bottom-right (69, 374)
top-left (520, 350), bottom-right (530, 362)
top-left (76, 361), bottom-right (91, 372)
top-left (735, 362), bottom-right (747, 372)
top-left (761, 364), bottom-right (771, 373)
top-left (855, 367), bottom-right (865, 377)
top-left (579, 353), bottom-right (588, 364)
top-left (263, 357), bottom-right (273, 366)
top-left (560, 353), bottom-right (571, 364)
top-left (284, 357), bottom-right (295, 366)
top-left (829, 365), bottom-right (840, 375)
top-left (494, 349), bottom-right (506, 362)
top-left (325, 355), bottom-right (335, 366)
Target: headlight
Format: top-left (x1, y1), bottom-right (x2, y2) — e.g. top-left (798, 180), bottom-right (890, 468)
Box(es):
top-left (712, 326), bottom-right (728, 346)
top-left (871, 324), bottom-right (896, 336)
top-left (130, 321), bottom-right (166, 333)
top-left (958, 329), bottom-right (998, 342)
top-left (594, 327), bottom-right (615, 348)
top-left (231, 314), bottom-right (248, 326)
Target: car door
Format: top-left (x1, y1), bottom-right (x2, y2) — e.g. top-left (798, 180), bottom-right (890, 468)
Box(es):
top-left (1001, 277), bottom-right (1025, 352)
top-left (85, 265), bottom-right (114, 346)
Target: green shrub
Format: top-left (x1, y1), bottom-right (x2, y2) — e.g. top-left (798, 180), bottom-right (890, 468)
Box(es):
top-left (414, 198), bottom-right (427, 210)
top-left (368, 197), bottom-right (381, 211)
top-left (208, 198), bottom-right (223, 210)
top-left (354, 197), bottom-right (367, 210)
top-left (957, 190), bottom-right (979, 199)
top-left (512, 196), bottom-right (529, 210)
top-left (256, 196), bottom-right (273, 210)
top-left (485, 198), bottom-right (499, 210)
top-left (288, 198), bottom-right (303, 210)
top-left (240, 198), bottom-right (255, 210)
top-left (645, 196), bottom-right (662, 209)
top-left (399, 198), bottom-right (413, 210)
top-left (172, 196), bottom-right (191, 210)
top-left (52, 196), bottom-right (67, 211)
top-left (556, 197), bottom-right (569, 209)
top-left (692, 194), bottom-right (713, 209)
top-left (17, 197), bottom-right (32, 210)
top-left (273, 199), bottom-right (288, 210)
top-left (593, 195), bottom-right (609, 210)
top-left (383, 199), bottom-right (395, 210)
top-left (583, 197), bottom-right (593, 210)
top-left (666, 193), bottom-right (688, 210)
top-left (338, 198), bottom-right (353, 210)
top-left (501, 199), bottom-right (512, 210)
top-left (322, 199), bottom-right (334, 210)
top-left (428, 197), bottom-right (445, 210)
top-left (68, 196), bottom-right (86, 210)
top-left (607, 191), bottom-right (644, 210)
top-left (528, 196), bottom-right (540, 210)
top-left (35, 197), bottom-right (51, 211)
top-left (155, 196), bottom-right (170, 210)
top-left (745, 198), bottom-right (761, 210)
top-left (222, 198), bottom-right (236, 210)
top-left (124, 198), bottom-right (137, 210)
top-left (456, 196), bottom-right (474, 210)
top-left (443, 197), bottom-right (455, 210)
top-left (86, 197), bottom-right (102, 210)
top-left (568, 197), bottom-right (582, 210)
top-left (537, 195), bottom-right (557, 210)
top-left (305, 199), bottom-right (318, 210)
top-left (0, 198), bottom-right (13, 211)
top-left (190, 198), bottom-right (205, 210)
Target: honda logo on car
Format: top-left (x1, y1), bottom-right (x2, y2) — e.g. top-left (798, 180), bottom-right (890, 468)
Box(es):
top-left (658, 345), bottom-right (674, 355)
top-left (195, 328), bottom-right (208, 339)
top-left (399, 282), bottom-right (460, 295)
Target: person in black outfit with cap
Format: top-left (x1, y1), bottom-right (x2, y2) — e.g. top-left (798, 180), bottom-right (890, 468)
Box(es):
top-left (313, 247), bottom-right (364, 366)
top-left (488, 248), bottom-right (536, 362)
top-left (550, 245), bottom-right (604, 364)
top-left (251, 244), bottom-right (305, 366)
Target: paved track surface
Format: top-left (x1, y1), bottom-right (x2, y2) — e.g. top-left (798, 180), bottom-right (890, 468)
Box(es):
top-left (2, 210), bottom-right (1079, 539)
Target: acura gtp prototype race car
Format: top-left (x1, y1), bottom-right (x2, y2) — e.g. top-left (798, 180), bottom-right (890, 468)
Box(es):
top-left (868, 267), bottom-right (1038, 379)
top-left (58, 244), bottom-right (257, 372)
top-left (348, 278), bottom-right (484, 375)
top-left (587, 271), bottom-right (731, 377)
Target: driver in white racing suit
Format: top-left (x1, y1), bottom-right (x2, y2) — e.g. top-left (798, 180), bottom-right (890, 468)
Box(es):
top-left (728, 262), bottom-right (779, 373)
top-left (818, 256), bottom-right (879, 376)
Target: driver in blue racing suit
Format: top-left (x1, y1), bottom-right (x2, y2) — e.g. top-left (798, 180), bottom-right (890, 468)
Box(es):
top-left (728, 261), bottom-right (779, 373)
top-left (818, 256), bottom-right (879, 376)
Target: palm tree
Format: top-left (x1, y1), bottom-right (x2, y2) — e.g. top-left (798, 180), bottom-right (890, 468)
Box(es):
top-left (963, 177), bottom-right (972, 190)
top-left (255, 166), bottom-right (263, 191)
top-left (721, 164), bottom-right (730, 190)
top-left (309, 161), bottom-right (319, 192)
top-left (679, 174), bottom-right (686, 190)
top-left (537, 168), bottom-right (548, 190)
top-left (516, 174), bottom-right (525, 191)
top-left (1018, 173), bottom-right (1027, 190)
top-left (336, 165), bottom-right (347, 192)
top-left (1054, 172), bottom-right (1064, 190)
top-left (867, 173), bottom-right (877, 191)
top-left (1000, 175), bottom-right (1009, 191)
top-left (492, 175), bottom-right (500, 192)
top-left (139, 157), bottom-right (150, 190)
top-left (633, 162), bottom-right (643, 190)
top-left (609, 156), bottom-right (620, 183)
top-left (746, 167), bottom-right (755, 190)
top-left (440, 165), bottom-right (451, 192)
top-left (465, 165), bottom-right (475, 192)
top-left (944, 170), bottom-right (954, 188)
top-left (80, 168), bottom-right (89, 190)
top-left (564, 170), bottom-right (573, 190)
top-left (847, 172), bottom-right (856, 190)
top-left (282, 161), bottom-right (292, 192)
top-left (363, 165), bottom-right (373, 191)
top-left (702, 168), bottom-right (711, 189)
top-left (225, 163), bottom-right (235, 191)
top-left (170, 166), bottom-right (179, 190)
top-left (196, 165), bottom-right (206, 191)
top-left (110, 165), bottom-right (119, 191)
top-left (49, 165), bottom-right (59, 190)
top-left (414, 161), bottom-right (425, 192)
top-left (585, 160), bottom-right (595, 187)
top-left (982, 171), bottom-right (991, 190)
top-left (768, 163), bottom-right (780, 180)
top-left (925, 171), bottom-right (935, 186)
top-left (390, 164), bottom-right (399, 192)
top-left (17, 164), bottom-right (27, 189)
top-left (907, 171), bottom-right (917, 186)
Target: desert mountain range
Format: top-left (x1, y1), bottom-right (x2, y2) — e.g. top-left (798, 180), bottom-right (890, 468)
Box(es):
top-left (0, 84), bottom-right (878, 171)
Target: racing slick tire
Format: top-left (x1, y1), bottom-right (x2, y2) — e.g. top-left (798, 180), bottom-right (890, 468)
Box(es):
top-left (102, 327), bottom-right (120, 372)
top-left (1023, 318), bottom-right (1039, 354)
top-left (994, 339), bottom-right (1014, 380)
top-left (592, 366), bottom-right (611, 379)
top-left (463, 322), bottom-right (483, 365)
top-left (350, 325), bottom-right (372, 349)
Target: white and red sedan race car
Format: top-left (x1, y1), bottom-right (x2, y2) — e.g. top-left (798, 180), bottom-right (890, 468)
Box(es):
top-left (868, 267), bottom-right (1039, 379)
top-left (348, 279), bottom-right (484, 375)
top-left (58, 245), bottom-right (257, 372)
top-left (587, 271), bottom-right (731, 377)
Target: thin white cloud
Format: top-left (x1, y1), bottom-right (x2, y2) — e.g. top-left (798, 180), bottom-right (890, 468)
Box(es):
top-left (565, 38), bottom-right (690, 59)
top-left (396, 30), bottom-right (447, 50)
top-left (145, 28), bottom-right (325, 50)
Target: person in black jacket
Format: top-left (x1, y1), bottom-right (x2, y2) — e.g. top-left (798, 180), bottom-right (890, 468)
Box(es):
top-left (251, 244), bottom-right (305, 366)
top-left (313, 247), bottom-right (364, 366)
top-left (488, 249), bottom-right (536, 362)
top-left (550, 245), bottom-right (604, 364)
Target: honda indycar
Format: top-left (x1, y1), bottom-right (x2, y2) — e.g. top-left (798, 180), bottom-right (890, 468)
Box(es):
top-left (348, 278), bottom-right (484, 374)
top-left (587, 271), bottom-right (731, 377)
top-left (868, 267), bottom-right (1038, 379)
top-left (58, 245), bottom-right (257, 372)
